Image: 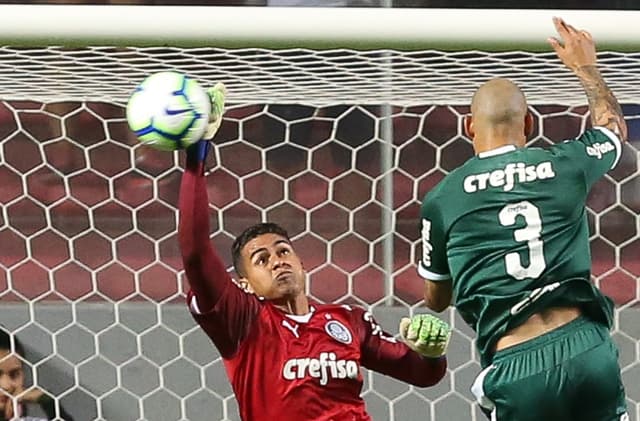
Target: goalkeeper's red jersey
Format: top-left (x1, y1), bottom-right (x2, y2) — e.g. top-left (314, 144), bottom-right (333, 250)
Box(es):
top-left (179, 161), bottom-right (447, 421)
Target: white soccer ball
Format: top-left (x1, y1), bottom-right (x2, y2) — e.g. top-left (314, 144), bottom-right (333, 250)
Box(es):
top-left (126, 71), bottom-right (211, 151)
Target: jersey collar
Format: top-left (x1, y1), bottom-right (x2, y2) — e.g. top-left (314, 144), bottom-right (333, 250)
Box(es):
top-left (477, 144), bottom-right (517, 158)
top-left (284, 305), bottom-right (316, 323)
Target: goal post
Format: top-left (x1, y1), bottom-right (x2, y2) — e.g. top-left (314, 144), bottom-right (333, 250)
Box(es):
top-left (0, 5), bottom-right (638, 421)
top-left (0, 5), bottom-right (639, 51)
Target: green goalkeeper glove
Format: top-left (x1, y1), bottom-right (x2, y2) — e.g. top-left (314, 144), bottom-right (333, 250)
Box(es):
top-left (203, 82), bottom-right (227, 141)
top-left (186, 82), bottom-right (226, 162)
top-left (399, 314), bottom-right (451, 358)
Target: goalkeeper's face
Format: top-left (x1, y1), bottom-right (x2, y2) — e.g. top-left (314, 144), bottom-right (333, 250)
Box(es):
top-left (239, 233), bottom-right (306, 301)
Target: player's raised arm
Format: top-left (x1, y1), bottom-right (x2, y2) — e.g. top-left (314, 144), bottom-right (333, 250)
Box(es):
top-left (548, 17), bottom-right (627, 142)
top-left (178, 84), bottom-right (230, 313)
top-left (179, 84), bottom-right (264, 359)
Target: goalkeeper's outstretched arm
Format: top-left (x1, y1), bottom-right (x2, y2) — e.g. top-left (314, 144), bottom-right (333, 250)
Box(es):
top-left (179, 82), bottom-right (231, 313)
top-left (548, 16), bottom-right (627, 142)
top-left (178, 140), bottom-right (228, 313)
top-left (178, 84), bottom-right (263, 358)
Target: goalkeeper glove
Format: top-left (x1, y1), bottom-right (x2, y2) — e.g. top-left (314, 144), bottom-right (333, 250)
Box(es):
top-left (399, 314), bottom-right (451, 358)
top-left (187, 82), bottom-right (227, 162)
top-left (203, 82), bottom-right (227, 141)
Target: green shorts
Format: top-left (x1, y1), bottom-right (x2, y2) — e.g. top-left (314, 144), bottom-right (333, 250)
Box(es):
top-left (471, 316), bottom-right (627, 421)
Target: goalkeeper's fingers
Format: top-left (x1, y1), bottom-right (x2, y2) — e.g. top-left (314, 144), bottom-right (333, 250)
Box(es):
top-left (414, 316), bottom-right (451, 355)
top-left (399, 316), bottom-right (427, 353)
top-left (400, 314), bottom-right (451, 357)
top-left (204, 82), bottom-right (227, 140)
top-left (400, 315), bottom-right (431, 342)
top-left (208, 82), bottom-right (227, 114)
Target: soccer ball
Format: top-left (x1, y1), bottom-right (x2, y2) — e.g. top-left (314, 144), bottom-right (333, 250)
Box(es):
top-left (126, 71), bottom-right (211, 151)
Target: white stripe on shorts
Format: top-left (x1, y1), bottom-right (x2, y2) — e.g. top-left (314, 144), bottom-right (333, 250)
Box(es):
top-left (471, 364), bottom-right (497, 418)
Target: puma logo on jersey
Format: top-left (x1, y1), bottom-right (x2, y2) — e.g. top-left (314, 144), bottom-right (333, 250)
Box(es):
top-left (586, 141), bottom-right (615, 159)
top-left (282, 320), bottom-right (300, 338)
top-left (463, 161), bottom-right (556, 193)
top-left (283, 352), bottom-right (359, 385)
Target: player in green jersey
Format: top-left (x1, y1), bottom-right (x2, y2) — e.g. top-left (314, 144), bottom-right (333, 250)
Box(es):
top-left (418, 17), bottom-right (629, 421)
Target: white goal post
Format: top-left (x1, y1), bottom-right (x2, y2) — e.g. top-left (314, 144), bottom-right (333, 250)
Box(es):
top-left (0, 5), bottom-right (639, 51)
top-left (0, 6), bottom-right (638, 421)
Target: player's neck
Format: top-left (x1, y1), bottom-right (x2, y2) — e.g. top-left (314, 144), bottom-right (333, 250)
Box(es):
top-left (274, 294), bottom-right (310, 315)
top-left (473, 133), bottom-right (526, 155)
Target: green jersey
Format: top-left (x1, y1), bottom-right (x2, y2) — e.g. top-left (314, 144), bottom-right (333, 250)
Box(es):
top-left (419, 127), bottom-right (623, 367)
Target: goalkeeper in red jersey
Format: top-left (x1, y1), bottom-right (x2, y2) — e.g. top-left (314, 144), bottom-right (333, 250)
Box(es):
top-left (178, 84), bottom-right (450, 421)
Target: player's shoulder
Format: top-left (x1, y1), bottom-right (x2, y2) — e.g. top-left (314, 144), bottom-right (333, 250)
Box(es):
top-left (552, 126), bottom-right (621, 151)
top-left (573, 126), bottom-right (619, 142)
top-left (546, 126), bottom-right (622, 164)
top-left (422, 168), bottom-right (460, 201)
top-left (422, 160), bottom-right (475, 204)
top-left (315, 303), bottom-right (366, 316)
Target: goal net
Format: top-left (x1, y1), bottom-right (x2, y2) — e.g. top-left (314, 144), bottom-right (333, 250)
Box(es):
top-left (0, 5), bottom-right (638, 421)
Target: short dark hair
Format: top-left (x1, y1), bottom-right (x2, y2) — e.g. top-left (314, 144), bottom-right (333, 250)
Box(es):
top-left (232, 222), bottom-right (291, 278)
top-left (0, 329), bottom-right (25, 357)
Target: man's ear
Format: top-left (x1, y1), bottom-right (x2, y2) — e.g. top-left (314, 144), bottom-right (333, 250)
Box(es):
top-left (237, 278), bottom-right (254, 294)
top-left (464, 114), bottom-right (474, 139)
top-left (524, 112), bottom-right (534, 138)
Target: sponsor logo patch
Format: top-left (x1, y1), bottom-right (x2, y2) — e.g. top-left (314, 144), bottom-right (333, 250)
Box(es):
top-left (463, 161), bottom-right (556, 193)
top-left (282, 352), bottom-right (359, 385)
top-left (422, 219), bottom-right (433, 267)
top-left (586, 141), bottom-right (615, 159)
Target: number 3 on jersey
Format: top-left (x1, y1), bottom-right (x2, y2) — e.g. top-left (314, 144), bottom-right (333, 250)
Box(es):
top-left (498, 201), bottom-right (546, 280)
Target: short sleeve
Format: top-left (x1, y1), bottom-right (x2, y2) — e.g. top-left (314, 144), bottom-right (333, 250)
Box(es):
top-left (418, 195), bottom-right (451, 281)
top-left (550, 126), bottom-right (622, 188)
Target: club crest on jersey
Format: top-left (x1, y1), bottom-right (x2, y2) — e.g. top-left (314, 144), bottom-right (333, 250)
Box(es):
top-left (325, 320), bottom-right (352, 344)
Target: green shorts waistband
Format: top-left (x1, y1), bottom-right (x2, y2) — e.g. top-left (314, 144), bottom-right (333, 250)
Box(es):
top-left (492, 315), bottom-right (603, 363)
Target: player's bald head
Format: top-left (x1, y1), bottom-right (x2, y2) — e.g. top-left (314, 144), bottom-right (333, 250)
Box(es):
top-left (470, 78), bottom-right (528, 126)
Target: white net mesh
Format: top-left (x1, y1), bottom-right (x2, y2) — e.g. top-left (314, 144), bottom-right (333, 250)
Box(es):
top-left (1, 47), bottom-right (640, 106)
top-left (0, 46), bottom-right (639, 420)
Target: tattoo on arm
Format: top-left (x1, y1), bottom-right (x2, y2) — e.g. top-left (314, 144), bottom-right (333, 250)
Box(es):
top-left (576, 65), bottom-right (627, 141)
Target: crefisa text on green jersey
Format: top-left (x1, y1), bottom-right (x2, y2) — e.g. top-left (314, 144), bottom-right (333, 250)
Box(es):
top-left (463, 161), bottom-right (556, 193)
top-left (463, 140), bottom-right (615, 193)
